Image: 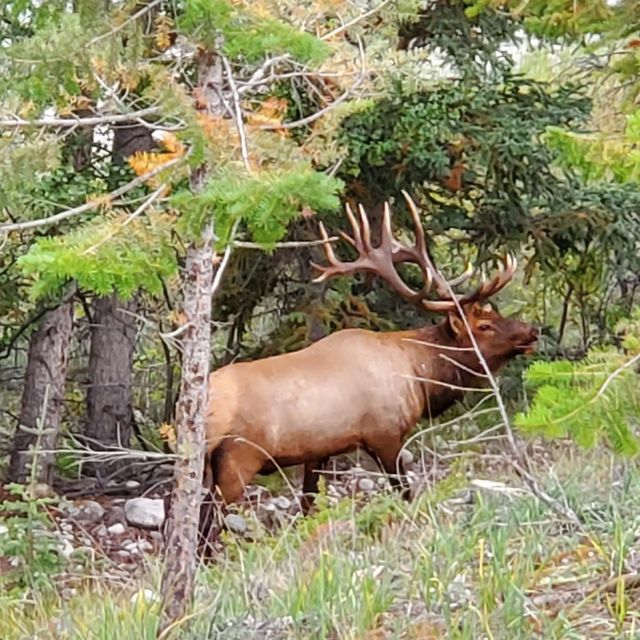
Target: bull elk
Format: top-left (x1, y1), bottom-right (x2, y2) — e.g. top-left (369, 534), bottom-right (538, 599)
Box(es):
top-left (202, 192), bottom-right (538, 520)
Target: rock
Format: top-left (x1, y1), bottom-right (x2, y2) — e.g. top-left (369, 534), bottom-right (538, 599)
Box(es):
top-left (122, 540), bottom-right (141, 554)
top-left (57, 538), bottom-right (74, 560)
top-left (68, 500), bottom-right (105, 524)
top-left (400, 449), bottom-right (415, 468)
top-left (106, 505), bottom-right (126, 526)
top-left (95, 524), bottom-right (108, 537)
top-left (0, 524), bottom-right (8, 536)
top-left (31, 482), bottom-right (57, 499)
top-left (124, 498), bottom-right (165, 530)
top-left (125, 480), bottom-right (140, 490)
top-left (224, 513), bottom-right (248, 535)
top-left (138, 539), bottom-right (153, 553)
top-left (107, 522), bottom-right (126, 536)
top-left (130, 589), bottom-right (160, 604)
top-left (358, 477), bottom-right (375, 492)
top-left (149, 531), bottom-right (164, 545)
top-left (273, 496), bottom-right (291, 510)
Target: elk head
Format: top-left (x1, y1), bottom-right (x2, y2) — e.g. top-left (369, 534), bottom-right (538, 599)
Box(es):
top-left (312, 191), bottom-right (538, 363)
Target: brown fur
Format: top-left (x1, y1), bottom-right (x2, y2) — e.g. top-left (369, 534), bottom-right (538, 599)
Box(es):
top-left (202, 303), bottom-right (538, 510)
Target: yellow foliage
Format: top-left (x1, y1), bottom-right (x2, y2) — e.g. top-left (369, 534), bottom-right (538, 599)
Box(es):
top-left (246, 96), bottom-right (289, 134)
top-left (85, 194), bottom-right (113, 211)
top-left (167, 309), bottom-right (187, 327)
top-left (154, 13), bottom-right (174, 51)
top-left (159, 423), bottom-right (177, 450)
top-left (128, 131), bottom-right (186, 194)
top-left (115, 64), bottom-right (140, 92)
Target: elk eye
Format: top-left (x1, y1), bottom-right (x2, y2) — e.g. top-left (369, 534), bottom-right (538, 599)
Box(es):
top-left (478, 323), bottom-right (493, 332)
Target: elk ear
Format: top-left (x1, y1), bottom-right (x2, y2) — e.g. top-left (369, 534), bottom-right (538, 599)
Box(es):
top-left (448, 312), bottom-right (465, 336)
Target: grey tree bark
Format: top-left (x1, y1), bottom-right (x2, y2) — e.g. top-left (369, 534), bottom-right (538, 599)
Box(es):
top-left (84, 294), bottom-right (138, 479)
top-left (159, 53), bottom-right (225, 632)
top-left (8, 301), bottom-right (74, 484)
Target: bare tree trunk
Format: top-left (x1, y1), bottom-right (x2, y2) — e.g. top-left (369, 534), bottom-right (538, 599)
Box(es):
top-left (8, 301), bottom-right (73, 484)
top-left (85, 294), bottom-right (137, 479)
top-left (159, 226), bottom-right (214, 629)
top-left (159, 52), bottom-right (225, 633)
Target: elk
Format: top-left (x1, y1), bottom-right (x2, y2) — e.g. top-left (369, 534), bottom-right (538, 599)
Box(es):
top-left (202, 192), bottom-right (538, 517)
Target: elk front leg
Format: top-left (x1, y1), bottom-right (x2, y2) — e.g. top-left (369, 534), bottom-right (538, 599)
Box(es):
top-left (364, 439), bottom-right (411, 500)
top-left (301, 458), bottom-right (328, 514)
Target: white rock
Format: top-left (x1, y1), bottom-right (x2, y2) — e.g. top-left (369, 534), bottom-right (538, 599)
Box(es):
top-left (273, 496), bottom-right (291, 510)
top-left (130, 589), bottom-right (160, 604)
top-left (125, 480), bottom-right (140, 490)
top-left (122, 540), bottom-right (141, 554)
top-left (95, 524), bottom-right (108, 537)
top-left (358, 477), bottom-right (375, 492)
top-left (124, 498), bottom-right (165, 530)
top-left (57, 538), bottom-right (74, 560)
top-left (0, 524), bottom-right (9, 536)
top-left (224, 513), bottom-right (247, 535)
top-left (137, 539), bottom-right (153, 553)
top-left (107, 522), bottom-right (126, 536)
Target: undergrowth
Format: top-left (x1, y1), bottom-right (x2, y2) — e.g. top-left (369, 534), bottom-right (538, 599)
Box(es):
top-left (2, 446), bottom-right (640, 639)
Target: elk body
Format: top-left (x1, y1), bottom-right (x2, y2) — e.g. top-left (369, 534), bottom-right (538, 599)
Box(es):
top-left (203, 193), bottom-right (538, 514)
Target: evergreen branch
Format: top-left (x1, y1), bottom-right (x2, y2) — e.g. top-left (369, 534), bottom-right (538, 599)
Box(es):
top-left (8, 0), bottom-right (165, 65)
top-left (522, 351), bottom-right (640, 431)
top-left (0, 153), bottom-right (188, 233)
top-left (0, 107), bottom-right (161, 129)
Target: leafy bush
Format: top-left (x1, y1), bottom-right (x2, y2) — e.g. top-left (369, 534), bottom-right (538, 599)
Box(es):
top-left (516, 310), bottom-right (640, 455)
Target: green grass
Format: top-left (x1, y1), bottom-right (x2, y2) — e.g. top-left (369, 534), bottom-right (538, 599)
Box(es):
top-left (2, 445), bottom-right (640, 639)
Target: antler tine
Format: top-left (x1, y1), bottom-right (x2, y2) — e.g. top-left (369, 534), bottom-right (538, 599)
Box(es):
top-left (401, 189), bottom-right (465, 299)
top-left (345, 202), bottom-right (362, 248)
top-left (457, 254), bottom-right (517, 306)
top-left (311, 195), bottom-right (517, 314)
top-left (311, 222), bottom-right (340, 283)
top-left (357, 204), bottom-right (373, 250)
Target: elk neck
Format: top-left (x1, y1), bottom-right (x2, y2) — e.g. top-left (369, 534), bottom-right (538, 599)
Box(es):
top-left (400, 321), bottom-right (501, 420)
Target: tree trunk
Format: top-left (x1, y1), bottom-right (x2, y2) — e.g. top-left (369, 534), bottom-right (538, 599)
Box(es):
top-left (159, 225), bottom-right (214, 630)
top-left (159, 51), bottom-right (225, 633)
top-left (8, 301), bottom-right (73, 484)
top-left (85, 294), bottom-right (137, 479)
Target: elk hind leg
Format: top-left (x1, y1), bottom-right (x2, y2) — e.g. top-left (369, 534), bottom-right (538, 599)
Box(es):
top-left (199, 440), bottom-right (265, 554)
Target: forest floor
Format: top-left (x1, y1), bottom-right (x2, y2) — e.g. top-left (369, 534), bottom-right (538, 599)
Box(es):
top-left (1, 433), bottom-right (640, 639)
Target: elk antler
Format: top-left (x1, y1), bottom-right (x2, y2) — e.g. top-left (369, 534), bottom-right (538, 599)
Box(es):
top-left (312, 193), bottom-right (516, 313)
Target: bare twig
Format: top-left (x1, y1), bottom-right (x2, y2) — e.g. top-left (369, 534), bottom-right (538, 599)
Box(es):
top-left (233, 236), bottom-right (338, 250)
top-left (220, 54), bottom-right (252, 172)
top-left (237, 54), bottom-right (291, 95)
top-left (0, 107), bottom-right (160, 129)
top-left (0, 153), bottom-right (187, 233)
top-left (445, 284), bottom-right (583, 527)
top-left (211, 220), bottom-right (241, 296)
top-left (320, 0), bottom-right (394, 41)
top-left (259, 35), bottom-right (367, 131)
top-left (81, 184), bottom-right (166, 255)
